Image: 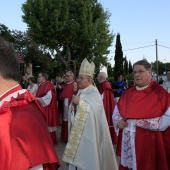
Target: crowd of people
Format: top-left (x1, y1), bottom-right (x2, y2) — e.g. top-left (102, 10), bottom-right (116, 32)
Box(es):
top-left (1, 37), bottom-right (170, 170)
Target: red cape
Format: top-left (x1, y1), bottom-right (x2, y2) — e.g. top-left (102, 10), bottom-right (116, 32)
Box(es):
top-left (117, 80), bottom-right (170, 170)
top-left (98, 81), bottom-right (117, 144)
top-left (60, 81), bottom-right (76, 142)
top-left (118, 80), bottom-right (169, 119)
top-left (0, 86), bottom-right (60, 170)
top-left (36, 81), bottom-right (60, 127)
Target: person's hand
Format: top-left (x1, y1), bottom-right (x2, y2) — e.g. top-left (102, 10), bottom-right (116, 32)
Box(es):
top-left (72, 95), bottom-right (80, 105)
top-left (58, 85), bottom-right (61, 89)
top-left (117, 120), bottom-right (128, 129)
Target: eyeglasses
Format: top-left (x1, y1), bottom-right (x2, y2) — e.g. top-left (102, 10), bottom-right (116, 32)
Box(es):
top-left (65, 75), bottom-right (72, 77)
top-left (77, 76), bottom-right (89, 80)
top-left (133, 70), bottom-right (148, 75)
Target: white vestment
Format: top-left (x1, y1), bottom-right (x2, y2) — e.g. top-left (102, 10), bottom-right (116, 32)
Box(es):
top-left (63, 85), bottom-right (118, 170)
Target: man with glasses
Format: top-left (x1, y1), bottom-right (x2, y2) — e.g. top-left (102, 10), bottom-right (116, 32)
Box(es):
top-left (63, 58), bottom-right (118, 170)
top-left (59, 71), bottom-right (76, 142)
top-left (113, 59), bottom-right (170, 170)
top-left (36, 73), bottom-right (60, 145)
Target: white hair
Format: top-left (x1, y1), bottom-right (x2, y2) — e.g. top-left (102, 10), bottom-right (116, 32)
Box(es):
top-left (99, 72), bottom-right (108, 78)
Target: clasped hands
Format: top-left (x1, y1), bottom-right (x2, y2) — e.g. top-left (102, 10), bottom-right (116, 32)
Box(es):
top-left (72, 95), bottom-right (80, 105)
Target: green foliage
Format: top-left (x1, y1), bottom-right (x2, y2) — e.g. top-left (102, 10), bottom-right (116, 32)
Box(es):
top-left (107, 63), bottom-right (114, 78)
top-left (124, 56), bottom-right (128, 75)
top-left (128, 60), bottom-right (133, 74)
top-left (114, 33), bottom-right (124, 79)
top-left (151, 61), bottom-right (170, 75)
top-left (126, 73), bottom-right (134, 87)
top-left (0, 24), bottom-right (15, 42)
top-left (22, 0), bottom-right (114, 73)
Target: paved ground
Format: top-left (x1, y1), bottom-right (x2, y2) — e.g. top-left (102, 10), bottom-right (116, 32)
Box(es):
top-left (55, 126), bottom-right (120, 170)
top-left (55, 126), bottom-right (66, 170)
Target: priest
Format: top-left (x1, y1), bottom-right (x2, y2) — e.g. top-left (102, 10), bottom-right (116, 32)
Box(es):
top-left (113, 59), bottom-right (170, 170)
top-left (97, 71), bottom-right (117, 145)
top-left (36, 73), bottom-right (60, 145)
top-left (63, 58), bottom-right (118, 170)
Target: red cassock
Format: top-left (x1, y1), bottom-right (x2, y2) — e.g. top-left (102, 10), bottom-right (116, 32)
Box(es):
top-left (36, 81), bottom-right (60, 144)
top-left (98, 81), bottom-right (117, 145)
top-left (60, 81), bottom-right (75, 142)
top-left (117, 80), bottom-right (170, 170)
top-left (36, 81), bottom-right (60, 127)
top-left (0, 85), bottom-right (60, 170)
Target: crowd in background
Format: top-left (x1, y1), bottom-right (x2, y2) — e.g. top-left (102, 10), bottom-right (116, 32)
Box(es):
top-left (19, 68), bottom-right (170, 144)
top-left (2, 35), bottom-right (170, 170)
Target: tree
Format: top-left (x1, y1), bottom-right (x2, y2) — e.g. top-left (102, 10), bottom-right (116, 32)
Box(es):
top-left (124, 56), bottom-right (128, 75)
top-left (0, 24), bottom-right (15, 42)
top-left (11, 30), bottom-right (60, 77)
top-left (22, 0), bottom-right (114, 73)
top-left (151, 61), bottom-right (170, 75)
top-left (114, 33), bottom-right (124, 79)
top-left (128, 60), bottom-right (133, 74)
top-left (12, 30), bottom-right (30, 57)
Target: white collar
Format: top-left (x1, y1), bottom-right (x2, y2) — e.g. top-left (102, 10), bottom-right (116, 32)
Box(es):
top-left (0, 85), bottom-right (26, 107)
top-left (136, 84), bottom-right (149, 91)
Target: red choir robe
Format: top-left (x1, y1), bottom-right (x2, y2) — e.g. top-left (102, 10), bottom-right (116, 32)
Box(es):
top-left (60, 81), bottom-right (75, 142)
top-left (0, 85), bottom-right (60, 170)
top-left (117, 80), bottom-right (170, 170)
top-left (98, 80), bottom-right (117, 145)
top-left (36, 81), bottom-right (60, 145)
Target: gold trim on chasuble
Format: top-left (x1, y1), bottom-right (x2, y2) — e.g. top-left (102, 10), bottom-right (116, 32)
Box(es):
top-left (63, 100), bottom-right (90, 163)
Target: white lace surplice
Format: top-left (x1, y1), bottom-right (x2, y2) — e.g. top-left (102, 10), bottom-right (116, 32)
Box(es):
top-left (121, 119), bottom-right (136, 170)
top-left (112, 106), bottom-right (170, 170)
top-left (113, 107), bottom-right (136, 169)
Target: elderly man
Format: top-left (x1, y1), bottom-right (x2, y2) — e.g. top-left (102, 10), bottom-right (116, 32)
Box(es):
top-left (63, 58), bottom-right (118, 170)
top-left (59, 71), bottom-right (76, 142)
top-left (0, 38), bottom-right (60, 169)
top-left (36, 73), bottom-right (60, 145)
top-left (97, 71), bottom-right (117, 145)
top-left (113, 59), bottom-right (170, 170)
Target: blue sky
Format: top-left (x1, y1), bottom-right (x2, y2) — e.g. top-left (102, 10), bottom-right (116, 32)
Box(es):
top-left (0, 0), bottom-right (170, 65)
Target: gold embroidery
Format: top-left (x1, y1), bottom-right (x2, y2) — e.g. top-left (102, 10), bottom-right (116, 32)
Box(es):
top-left (63, 100), bottom-right (89, 163)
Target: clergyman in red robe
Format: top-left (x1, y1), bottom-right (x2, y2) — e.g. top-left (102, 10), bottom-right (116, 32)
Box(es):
top-left (59, 71), bottom-right (76, 142)
top-left (113, 59), bottom-right (170, 170)
top-left (97, 71), bottom-right (117, 145)
top-left (36, 73), bottom-right (60, 145)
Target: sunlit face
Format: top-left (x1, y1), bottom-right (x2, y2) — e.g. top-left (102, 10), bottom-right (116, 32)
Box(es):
top-left (133, 65), bottom-right (152, 87)
top-left (77, 75), bottom-right (91, 89)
